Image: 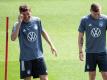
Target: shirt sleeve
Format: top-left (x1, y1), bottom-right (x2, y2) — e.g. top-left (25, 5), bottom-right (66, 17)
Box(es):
top-left (38, 19), bottom-right (45, 32)
top-left (12, 22), bottom-right (18, 32)
top-left (78, 18), bottom-right (86, 32)
top-left (106, 17), bottom-right (107, 30)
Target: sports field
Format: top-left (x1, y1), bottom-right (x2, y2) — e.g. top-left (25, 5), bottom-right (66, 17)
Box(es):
top-left (0, 0), bottom-right (107, 80)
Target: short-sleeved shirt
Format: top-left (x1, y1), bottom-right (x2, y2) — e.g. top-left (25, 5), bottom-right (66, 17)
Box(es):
top-left (13, 16), bottom-right (44, 61)
top-left (78, 14), bottom-right (107, 53)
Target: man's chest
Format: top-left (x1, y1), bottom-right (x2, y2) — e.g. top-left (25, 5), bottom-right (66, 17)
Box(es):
top-left (85, 19), bottom-right (106, 38)
top-left (21, 22), bottom-right (39, 34)
top-left (20, 22), bottom-right (40, 42)
top-left (85, 19), bottom-right (106, 30)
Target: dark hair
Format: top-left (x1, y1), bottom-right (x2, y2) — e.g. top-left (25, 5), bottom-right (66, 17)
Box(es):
top-left (91, 3), bottom-right (100, 12)
top-left (19, 4), bottom-right (30, 13)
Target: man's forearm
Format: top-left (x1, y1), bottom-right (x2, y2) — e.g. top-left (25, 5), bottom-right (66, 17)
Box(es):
top-left (11, 22), bottom-right (21, 41)
top-left (42, 31), bottom-right (54, 48)
top-left (78, 32), bottom-right (84, 53)
top-left (78, 37), bottom-right (84, 52)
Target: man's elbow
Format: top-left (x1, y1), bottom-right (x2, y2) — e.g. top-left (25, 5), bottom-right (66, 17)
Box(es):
top-left (11, 35), bottom-right (16, 41)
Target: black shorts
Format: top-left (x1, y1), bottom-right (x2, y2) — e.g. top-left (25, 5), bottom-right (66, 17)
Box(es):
top-left (20, 58), bottom-right (48, 79)
top-left (85, 52), bottom-right (107, 72)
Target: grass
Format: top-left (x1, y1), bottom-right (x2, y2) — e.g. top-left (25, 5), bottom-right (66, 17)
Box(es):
top-left (0, 0), bottom-right (107, 80)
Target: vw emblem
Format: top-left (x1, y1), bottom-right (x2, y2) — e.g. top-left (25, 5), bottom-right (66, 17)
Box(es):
top-left (27, 32), bottom-right (37, 42)
top-left (91, 28), bottom-right (101, 38)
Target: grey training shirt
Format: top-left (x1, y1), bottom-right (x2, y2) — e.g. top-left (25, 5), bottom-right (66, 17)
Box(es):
top-left (13, 16), bottom-right (44, 61)
top-left (78, 14), bottom-right (107, 53)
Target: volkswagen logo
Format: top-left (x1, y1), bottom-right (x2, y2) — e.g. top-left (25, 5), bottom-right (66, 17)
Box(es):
top-left (91, 28), bottom-right (101, 38)
top-left (27, 32), bottom-right (37, 42)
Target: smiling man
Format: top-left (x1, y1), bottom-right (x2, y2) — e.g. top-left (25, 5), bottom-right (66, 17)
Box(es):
top-left (11, 4), bottom-right (57, 80)
top-left (78, 3), bottom-right (107, 80)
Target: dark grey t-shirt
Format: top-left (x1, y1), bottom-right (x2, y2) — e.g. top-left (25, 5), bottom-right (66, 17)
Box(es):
top-left (78, 14), bottom-right (107, 53)
top-left (13, 16), bottom-right (44, 61)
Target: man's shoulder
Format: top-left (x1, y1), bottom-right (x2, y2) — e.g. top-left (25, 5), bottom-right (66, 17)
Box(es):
top-left (13, 22), bottom-right (18, 27)
top-left (81, 15), bottom-right (90, 21)
top-left (100, 14), bottom-right (107, 19)
top-left (31, 16), bottom-right (41, 22)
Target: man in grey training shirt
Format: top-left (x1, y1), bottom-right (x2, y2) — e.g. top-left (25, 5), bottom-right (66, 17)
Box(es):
top-left (11, 4), bottom-right (57, 80)
top-left (78, 3), bottom-right (107, 80)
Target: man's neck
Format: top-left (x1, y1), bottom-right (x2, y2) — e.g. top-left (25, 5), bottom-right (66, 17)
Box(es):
top-left (90, 14), bottom-right (100, 20)
top-left (23, 16), bottom-right (31, 22)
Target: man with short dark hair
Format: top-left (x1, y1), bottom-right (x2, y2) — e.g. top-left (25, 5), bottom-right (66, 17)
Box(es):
top-left (78, 3), bottom-right (107, 80)
top-left (11, 4), bottom-right (57, 80)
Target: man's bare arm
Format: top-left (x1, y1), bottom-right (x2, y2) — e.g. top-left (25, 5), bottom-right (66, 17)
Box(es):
top-left (78, 32), bottom-right (84, 61)
top-left (11, 14), bottom-right (23, 41)
top-left (42, 30), bottom-right (57, 56)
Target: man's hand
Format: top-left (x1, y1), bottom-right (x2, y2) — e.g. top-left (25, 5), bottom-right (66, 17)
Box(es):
top-left (51, 46), bottom-right (57, 57)
top-left (18, 14), bottom-right (23, 22)
top-left (79, 51), bottom-right (84, 61)
top-left (41, 30), bottom-right (57, 57)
